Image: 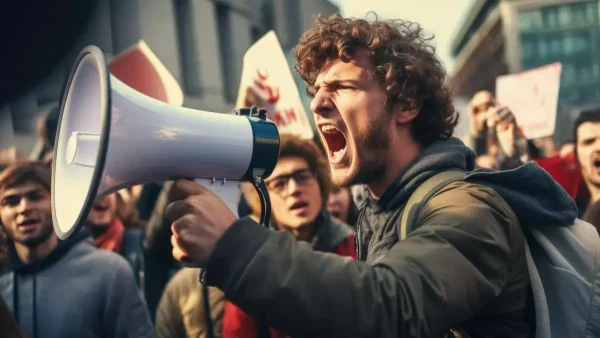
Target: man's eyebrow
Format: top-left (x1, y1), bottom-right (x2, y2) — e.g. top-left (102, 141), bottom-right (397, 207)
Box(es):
top-left (1, 188), bottom-right (44, 200)
top-left (581, 135), bottom-right (597, 142)
top-left (313, 78), bottom-right (363, 92)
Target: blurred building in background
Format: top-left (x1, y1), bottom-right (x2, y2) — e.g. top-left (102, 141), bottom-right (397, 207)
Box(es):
top-left (449, 0), bottom-right (600, 144)
top-left (0, 0), bottom-right (337, 159)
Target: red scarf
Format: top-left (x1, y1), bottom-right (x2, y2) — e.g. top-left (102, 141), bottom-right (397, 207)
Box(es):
top-left (94, 218), bottom-right (125, 253)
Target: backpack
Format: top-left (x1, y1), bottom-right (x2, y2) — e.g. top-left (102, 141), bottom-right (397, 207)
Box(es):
top-left (398, 170), bottom-right (600, 338)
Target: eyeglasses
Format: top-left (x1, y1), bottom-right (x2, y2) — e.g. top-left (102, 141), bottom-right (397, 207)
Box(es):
top-left (265, 168), bottom-right (317, 194)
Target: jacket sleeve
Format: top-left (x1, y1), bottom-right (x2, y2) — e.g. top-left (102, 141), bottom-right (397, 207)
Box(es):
top-left (102, 256), bottom-right (154, 338)
top-left (205, 182), bottom-right (517, 338)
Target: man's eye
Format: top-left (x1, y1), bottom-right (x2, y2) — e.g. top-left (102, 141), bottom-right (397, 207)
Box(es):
top-left (2, 198), bottom-right (19, 207)
top-left (337, 85), bottom-right (355, 91)
top-left (273, 180), bottom-right (286, 190)
top-left (28, 194), bottom-right (44, 201)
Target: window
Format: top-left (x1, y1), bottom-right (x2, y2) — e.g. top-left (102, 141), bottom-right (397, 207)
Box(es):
top-left (251, 0), bottom-right (274, 43)
top-left (215, 2), bottom-right (235, 102)
top-left (174, 0), bottom-right (202, 95)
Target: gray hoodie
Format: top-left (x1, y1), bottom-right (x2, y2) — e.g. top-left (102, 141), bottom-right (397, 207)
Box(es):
top-left (0, 229), bottom-right (153, 338)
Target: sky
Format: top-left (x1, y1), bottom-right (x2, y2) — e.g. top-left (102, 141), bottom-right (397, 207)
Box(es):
top-left (328, 0), bottom-right (476, 74)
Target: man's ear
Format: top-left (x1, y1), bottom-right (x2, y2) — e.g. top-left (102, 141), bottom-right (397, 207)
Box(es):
top-left (392, 104), bottom-right (419, 124)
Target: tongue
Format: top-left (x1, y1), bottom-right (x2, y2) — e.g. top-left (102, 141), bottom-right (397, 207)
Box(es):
top-left (324, 130), bottom-right (346, 153)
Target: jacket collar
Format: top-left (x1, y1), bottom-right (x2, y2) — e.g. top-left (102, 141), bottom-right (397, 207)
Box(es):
top-left (6, 226), bottom-right (92, 274)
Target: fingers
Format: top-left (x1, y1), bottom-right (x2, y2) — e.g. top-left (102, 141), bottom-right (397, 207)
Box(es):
top-left (168, 179), bottom-right (209, 202)
top-left (171, 234), bottom-right (188, 261)
top-left (170, 215), bottom-right (200, 262)
top-left (164, 199), bottom-right (196, 222)
top-left (170, 214), bottom-right (198, 234)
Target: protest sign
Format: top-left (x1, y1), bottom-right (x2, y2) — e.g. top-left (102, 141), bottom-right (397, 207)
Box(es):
top-left (496, 62), bottom-right (562, 139)
top-left (109, 40), bottom-right (184, 107)
top-left (236, 31), bottom-right (314, 139)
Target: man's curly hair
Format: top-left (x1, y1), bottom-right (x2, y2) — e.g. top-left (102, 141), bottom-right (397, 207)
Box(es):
top-left (294, 13), bottom-right (458, 146)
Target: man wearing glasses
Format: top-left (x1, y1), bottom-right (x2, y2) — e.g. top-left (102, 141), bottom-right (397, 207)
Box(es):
top-left (221, 134), bottom-right (356, 338)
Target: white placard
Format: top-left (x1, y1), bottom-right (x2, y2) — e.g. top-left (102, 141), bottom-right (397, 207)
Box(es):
top-left (236, 31), bottom-right (314, 139)
top-left (496, 62), bottom-right (562, 139)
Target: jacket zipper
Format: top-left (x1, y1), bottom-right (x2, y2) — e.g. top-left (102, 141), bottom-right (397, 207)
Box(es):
top-left (356, 204), bottom-right (367, 262)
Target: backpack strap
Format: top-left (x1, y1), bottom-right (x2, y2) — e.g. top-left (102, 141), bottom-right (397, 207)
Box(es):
top-left (399, 170), bottom-right (467, 240)
top-left (398, 169), bottom-right (472, 338)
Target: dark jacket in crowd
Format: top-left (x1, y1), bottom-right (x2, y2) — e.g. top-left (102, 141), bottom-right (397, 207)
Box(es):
top-left (143, 181), bottom-right (185, 322)
top-left (201, 137), bottom-right (577, 338)
top-left (0, 230), bottom-right (154, 338)
top-left (222, 212), bottom-right (356, 338)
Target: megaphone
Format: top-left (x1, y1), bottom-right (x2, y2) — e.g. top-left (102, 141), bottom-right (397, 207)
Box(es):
top-left (51, 45), bottom-right (280, 240)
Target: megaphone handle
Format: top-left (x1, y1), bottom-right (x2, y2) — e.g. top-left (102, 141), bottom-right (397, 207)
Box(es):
top-left (251, 175), bottom-right (271, 229)
top-left (180, 175), bottom-right (271, 268)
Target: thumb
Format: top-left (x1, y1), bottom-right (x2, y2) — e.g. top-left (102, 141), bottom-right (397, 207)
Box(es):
top-left (168, 179), bottom-right (212, 202)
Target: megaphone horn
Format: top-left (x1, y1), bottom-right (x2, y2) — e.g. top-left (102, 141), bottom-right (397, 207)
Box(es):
top-left (51, 45), bottom-right (280, 240)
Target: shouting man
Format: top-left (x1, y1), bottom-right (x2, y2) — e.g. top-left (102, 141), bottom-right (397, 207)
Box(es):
top-left (165, 14), bottom-right (577, 337)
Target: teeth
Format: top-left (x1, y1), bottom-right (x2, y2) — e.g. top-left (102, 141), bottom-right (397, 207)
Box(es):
top-left (320, 125), bottom-right (338, 132)
top-left (333, 149), bottom-right (344, 157)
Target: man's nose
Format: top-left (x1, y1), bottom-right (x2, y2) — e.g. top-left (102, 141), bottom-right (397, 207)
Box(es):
top-left (17, 197), bottom-right (32, 214)
top-left (286, 179), bottom-right (302, 197)
top-left (310, 91), bottom-right (334, 117)
top-left (327, 194), bottom-right (336, 206)
top-left (591, 138), bottom-right (600, 151)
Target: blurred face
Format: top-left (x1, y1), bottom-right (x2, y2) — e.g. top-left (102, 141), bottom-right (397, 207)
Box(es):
top-left (470, 91), bottom-right (496, 134)
top-left (577, 122), bottom-right (600, 187)
top-left (87, 193), bottom-right (118, 230)
top-left (475, 155), bottom-right (498, 170)
top-left (0, 182), bottom-right (54, 246)
top-left (311, 49), bottom-right (391, 187)
top-left (327, 187), bottom-right (351, 222)
top-left (560, 142), bottom-right (575, 158)
top-left (265, 156), bottom-right (322, 229)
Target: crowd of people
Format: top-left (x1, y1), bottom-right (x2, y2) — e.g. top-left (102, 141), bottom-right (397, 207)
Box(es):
top-left (0, 125), bottom-right (360, 337)
top-left (1, 11), bottom-right (599, 338)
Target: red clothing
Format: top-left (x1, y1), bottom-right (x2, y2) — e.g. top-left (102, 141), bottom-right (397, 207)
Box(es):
top-left (93, 218), bottom-right (125, 253)
top-left (534, 153), bottom-right (588, 202)
top-left (222, 233), bottom-right (356, 338)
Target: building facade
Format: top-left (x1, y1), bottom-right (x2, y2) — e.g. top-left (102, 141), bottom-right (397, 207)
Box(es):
top-left (449, 0), bottom-right (600, 144)
top-left (0, 0), bottom-right (338, 158)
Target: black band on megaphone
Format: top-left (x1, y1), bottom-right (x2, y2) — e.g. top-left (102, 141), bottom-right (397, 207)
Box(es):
top-left (242, 117), bottom-right (280, 181)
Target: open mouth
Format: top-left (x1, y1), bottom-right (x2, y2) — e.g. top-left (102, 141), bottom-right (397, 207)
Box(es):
top-left (18, 218), bottom-right (40, 228)
top-left (92, 202), bottom-right (109, 212)
top-left (290, 200), bottom-right (309, 211)
top-left (594, 159), bottom-right (600, 170)
top-left (320, 125), bottom-right (348, 164)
